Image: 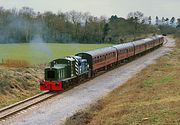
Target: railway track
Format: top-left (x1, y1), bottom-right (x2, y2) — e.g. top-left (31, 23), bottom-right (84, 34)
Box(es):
top-left (0, 91), bottom-right (58, 121)
top-left (0, 80), bottom-right (89, 122)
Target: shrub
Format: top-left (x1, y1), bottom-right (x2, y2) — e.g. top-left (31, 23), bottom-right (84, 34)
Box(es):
top-left (2, 59), bottom-right (31, 68)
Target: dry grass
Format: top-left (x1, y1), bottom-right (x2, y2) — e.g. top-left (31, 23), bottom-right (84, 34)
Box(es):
top-left (1, 59), bottom-right (31, 68)
top-left (65, 37), bottom-right (180, 125)
top-left (0, 66), bottom-right (44, 108)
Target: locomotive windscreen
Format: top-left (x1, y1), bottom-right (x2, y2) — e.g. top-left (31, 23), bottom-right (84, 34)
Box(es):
top-left (47, 70), bottom-right (55, 79)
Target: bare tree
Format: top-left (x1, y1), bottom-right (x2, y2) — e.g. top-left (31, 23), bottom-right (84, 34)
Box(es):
top-left (67, 10), bottom-right (83, 40)
top-left (19, 7), bottom-right (35, 42)
top-left (127, 11), bottom-right (144, 40)
top-left (165, 18), bottom-right (169, 25)
top-left (127, 11), bottom-right (144, 23)
top-left (162, 17), bottom-right (165, 25)
top-left (81, 12), bottom-right (91, 42)
top-left (177, 18), bottom-right (180, 28)
top-left (155, 16), bottom-right (159, 25)
top-left (170, 17), bottom-right (175, 25)
top-left (148, 16), bottom-right (152, 25)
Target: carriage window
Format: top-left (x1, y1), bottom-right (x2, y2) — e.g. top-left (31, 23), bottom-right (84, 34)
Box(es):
top-left (103, 55), bottom-right (105, 60)
top-left (94, 57), bottom-right (96, 63)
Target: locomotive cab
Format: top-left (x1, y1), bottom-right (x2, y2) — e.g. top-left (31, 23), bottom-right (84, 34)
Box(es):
top-left (40, 56), bottom-right (89, 91)
top-left (40, 58), bottom-right (74, 91)
top-left (45, 64), bottom-right (67, 81)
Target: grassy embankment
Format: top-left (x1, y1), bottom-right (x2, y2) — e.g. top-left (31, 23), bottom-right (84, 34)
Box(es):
top-left (0, 66), bottom-right (43, 108)
top-left (65, 37), bottom-right (180, 125)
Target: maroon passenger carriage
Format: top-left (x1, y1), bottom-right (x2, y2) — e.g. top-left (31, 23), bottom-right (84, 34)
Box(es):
top-left (113, 42), bottom-right (134, 63)
top-left (76, 46), bottom-right (117, 76)
top-left (131, 35), bottom-right (164, 56)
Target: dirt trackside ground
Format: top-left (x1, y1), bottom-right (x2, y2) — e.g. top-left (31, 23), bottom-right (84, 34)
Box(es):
top-left (65, 37), bottom-right (180, 125)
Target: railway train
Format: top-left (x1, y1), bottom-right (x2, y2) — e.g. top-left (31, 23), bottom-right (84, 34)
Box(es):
top-left (40, 35), bottom-right (164, 91)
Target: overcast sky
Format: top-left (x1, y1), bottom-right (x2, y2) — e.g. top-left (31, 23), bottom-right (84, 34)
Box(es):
top-left (0, 0), bottom-right (179, 19)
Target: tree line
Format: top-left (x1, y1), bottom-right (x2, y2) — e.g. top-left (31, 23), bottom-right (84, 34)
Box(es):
top-left (0, 7), bottom-right (179, 43)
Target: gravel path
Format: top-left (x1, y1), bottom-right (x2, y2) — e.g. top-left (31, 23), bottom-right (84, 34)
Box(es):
top-left (1, 37), bottom-right (175, 125)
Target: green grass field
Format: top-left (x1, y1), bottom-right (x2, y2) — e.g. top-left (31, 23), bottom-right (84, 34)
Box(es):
top-left (0, 43), bottom-right (112, 64)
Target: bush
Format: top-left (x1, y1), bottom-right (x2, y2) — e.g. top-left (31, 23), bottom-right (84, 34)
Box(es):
top-left (2, 59), bottom-right (31, 68)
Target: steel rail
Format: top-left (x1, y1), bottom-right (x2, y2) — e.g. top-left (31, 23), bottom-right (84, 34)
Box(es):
top-left (0, 91), bottom-right (57, 121)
